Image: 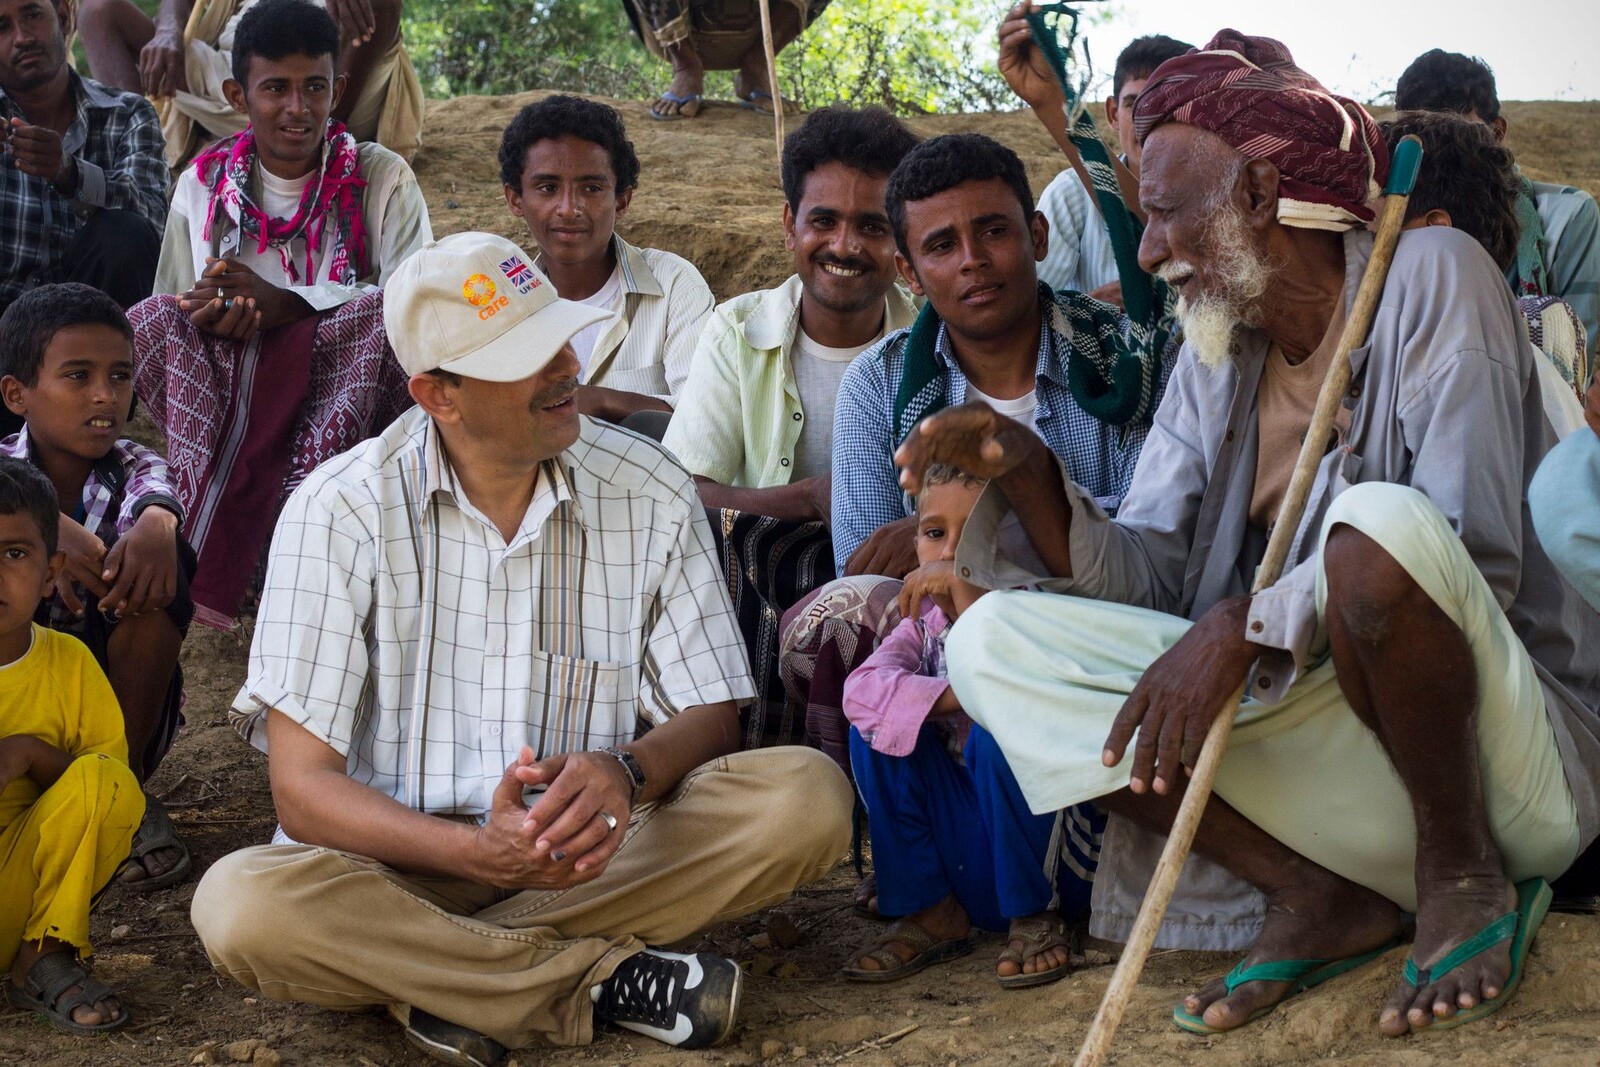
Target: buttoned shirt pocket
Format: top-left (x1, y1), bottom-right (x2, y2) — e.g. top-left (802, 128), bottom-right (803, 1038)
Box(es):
top-left (513, 651), bottom-right (635, 765)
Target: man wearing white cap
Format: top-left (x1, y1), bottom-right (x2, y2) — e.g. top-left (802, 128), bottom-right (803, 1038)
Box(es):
top-left (189, 232), bottom-right (854, 1065)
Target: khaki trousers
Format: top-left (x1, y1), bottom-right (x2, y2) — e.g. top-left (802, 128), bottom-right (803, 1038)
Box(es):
top-left (191, 747), bottom-right (851, 1048)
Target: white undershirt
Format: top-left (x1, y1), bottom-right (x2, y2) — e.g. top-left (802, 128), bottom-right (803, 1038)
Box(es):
top-left (790, 327), bottom-right (880, 482)
top-left (258, 167), bottom-right (313, 222)
top-left (568, 266), bottom-right (624, 376)
top-left (965, 381), bottom-right (1041, 437)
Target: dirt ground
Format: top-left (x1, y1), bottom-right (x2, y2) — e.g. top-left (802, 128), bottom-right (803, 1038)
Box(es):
top-left (4, 94), bottom-right (1600, 1065)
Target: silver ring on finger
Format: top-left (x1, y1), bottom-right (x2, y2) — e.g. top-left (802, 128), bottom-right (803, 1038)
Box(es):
top-left (598, 811), bottom-right (618, 833)
top-left (217, 286), bottom-right (225, 299)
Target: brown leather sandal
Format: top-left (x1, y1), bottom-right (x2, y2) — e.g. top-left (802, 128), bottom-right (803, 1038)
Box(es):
top-left (841, 919), bottom-right (970, 984)
top-left (996, 913), bottom-right (1073, 989)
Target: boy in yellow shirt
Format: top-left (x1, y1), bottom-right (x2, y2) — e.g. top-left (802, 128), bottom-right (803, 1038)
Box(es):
top-left (0, 458), bottom-right (142, 1034)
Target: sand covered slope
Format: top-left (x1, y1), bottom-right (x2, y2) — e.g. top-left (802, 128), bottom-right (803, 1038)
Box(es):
top-left (413, 92), bottom-right (1600, 299)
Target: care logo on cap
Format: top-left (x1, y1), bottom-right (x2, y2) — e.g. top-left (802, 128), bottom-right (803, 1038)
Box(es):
top-left (462, 273), bottom-right (498, 306)
top-left (499, 254), bottom-right (540, 295)
top-left (462, 272), bottom-right (510, 320)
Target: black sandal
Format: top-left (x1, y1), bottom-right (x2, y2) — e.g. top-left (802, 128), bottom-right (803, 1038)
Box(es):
top-left (122, 794), bottom-right (193, 892)
top-left (6, 951), bottom-right (129, 1035)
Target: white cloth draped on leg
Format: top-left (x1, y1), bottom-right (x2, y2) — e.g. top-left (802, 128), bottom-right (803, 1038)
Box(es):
top-left (948, 481), bottom-right (1579, 913)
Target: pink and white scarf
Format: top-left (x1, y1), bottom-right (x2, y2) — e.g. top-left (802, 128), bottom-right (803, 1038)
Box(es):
top-left (193, 118), bottom-right (370, 285)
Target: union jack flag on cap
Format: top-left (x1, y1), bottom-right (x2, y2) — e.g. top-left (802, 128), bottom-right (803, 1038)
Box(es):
top-left (499, 254), bottom-right (539, 293)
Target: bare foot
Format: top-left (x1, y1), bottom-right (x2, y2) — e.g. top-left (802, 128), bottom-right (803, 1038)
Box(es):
top-left (847, 894), bottom-right (968, 972)
top-left (652, 42), bottom-right (705, 119)
top-left (1379, 871), bottom-right (1517, 1036)
top-left (10, 939), bottom-right (124, 1028)
top-left (996, 911), bottom-right (1071, 981)
top-left (1183, 877), bottom-right (1405, 1031)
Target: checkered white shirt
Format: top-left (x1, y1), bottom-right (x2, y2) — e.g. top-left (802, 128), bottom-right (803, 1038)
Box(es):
top-left (233, 407), bottom-right (756, 815)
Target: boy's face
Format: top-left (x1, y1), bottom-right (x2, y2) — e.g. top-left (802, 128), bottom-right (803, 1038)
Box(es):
top-left (916, 478), bottom-right (983, 566)
top-left (504, 135), bottom-right (632, 280)
top-left (223, 51), bottom-right (344, 178)
top-left (896, 178), bottom-right (1048, 348)
top-left (0, 510), bottom-right (60, 643)
top-left (1, 324), bottom-right (134, 466)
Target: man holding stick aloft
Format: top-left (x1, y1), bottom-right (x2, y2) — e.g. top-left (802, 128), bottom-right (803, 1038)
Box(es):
top-left (900, 25), bottom-right (1600, 1037)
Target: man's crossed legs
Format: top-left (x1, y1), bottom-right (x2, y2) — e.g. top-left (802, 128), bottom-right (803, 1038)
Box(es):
top-left (949, 482), bottom-right (1580, 1035)
top-left (191, 747), bottom-right (851, 1055)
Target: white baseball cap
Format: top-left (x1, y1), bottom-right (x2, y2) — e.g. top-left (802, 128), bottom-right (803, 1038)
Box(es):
top-left (383, 232), bottom-right (610, 382)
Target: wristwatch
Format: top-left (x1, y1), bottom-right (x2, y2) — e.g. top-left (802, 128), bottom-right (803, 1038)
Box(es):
top-left (599, 746), bottom-right (646, 804)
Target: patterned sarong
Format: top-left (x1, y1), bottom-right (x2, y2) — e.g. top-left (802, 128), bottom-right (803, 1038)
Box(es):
top-left (708, 509), bottom-right (835, 749)
top-left (130, 292), bottom-right (412, 629)
top-left (778, 574), bottom-right (904, 775)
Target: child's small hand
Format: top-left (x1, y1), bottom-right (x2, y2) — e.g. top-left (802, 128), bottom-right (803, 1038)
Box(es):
top-left (898, 560), bottom-right (957, 619)
top-left (55, 515), bottom-right (109, 615)
top-left (101, 507), bottom-right (180, 617)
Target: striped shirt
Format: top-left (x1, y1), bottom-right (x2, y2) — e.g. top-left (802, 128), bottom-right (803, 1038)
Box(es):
top-left (232, 407), bottom-right (756, 816)
top-left (1035, 168), bottom-right (1119, 296)
top-left (544, 235), bottom-right (714, 403)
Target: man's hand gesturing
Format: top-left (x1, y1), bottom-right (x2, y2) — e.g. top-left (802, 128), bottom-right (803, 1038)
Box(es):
top-left (469, 747), bottom-right (631, 889)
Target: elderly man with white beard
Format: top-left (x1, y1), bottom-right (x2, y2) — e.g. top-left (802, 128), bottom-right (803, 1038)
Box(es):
top-left (895, 28), bottom-right (1600, 1039)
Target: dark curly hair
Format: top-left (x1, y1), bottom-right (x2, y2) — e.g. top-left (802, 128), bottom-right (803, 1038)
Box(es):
top-left (1381, 111), bottom-right (1521, 271)
top-left (1113, 34), bottom-right (1193, 96)
top-left (0, 457), bottom-right (59, 557)
top-left (498, 95), bottom-right (641, 194)
top-left (780, 105), bottom-right (920, 212)
top-left (231, 0), bottom-right (340, 86)
top-left (1395, 49), bottom-right (1500, 121)
top-left (886, 134), bottom-right (1033, 258)
top-left (0, 283), bottom-right (133, 389)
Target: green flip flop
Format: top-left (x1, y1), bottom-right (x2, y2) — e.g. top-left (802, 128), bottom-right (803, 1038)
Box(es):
top-left (1400, 877), bottom-right (1552, 1033)
top-left (1173, 939), bottom-right (1401, 1035)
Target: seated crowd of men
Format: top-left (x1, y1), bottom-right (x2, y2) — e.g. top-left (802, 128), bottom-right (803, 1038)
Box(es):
top-left (0, 0), bottom-right (1597, 1058)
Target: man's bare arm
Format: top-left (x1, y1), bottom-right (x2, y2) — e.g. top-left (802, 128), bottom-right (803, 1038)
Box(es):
top-left (266, 710), bottom-right (481, 878)
top-left (693, 475), bottom-right (829, 525)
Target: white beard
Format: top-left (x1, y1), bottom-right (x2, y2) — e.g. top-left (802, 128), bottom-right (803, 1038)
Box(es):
top-left (1159, 203), bottom-right (1274, 372)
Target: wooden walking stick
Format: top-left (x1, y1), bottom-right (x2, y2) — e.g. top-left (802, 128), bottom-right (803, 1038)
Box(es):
top-left (1072, 134), bottom-right (1425, 1067)
top-left (756, 0), bottom-right (785, 153)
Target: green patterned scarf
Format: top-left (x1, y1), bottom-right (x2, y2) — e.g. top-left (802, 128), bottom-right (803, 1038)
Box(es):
top-left (1509, 177), bottom-right (1550, 297)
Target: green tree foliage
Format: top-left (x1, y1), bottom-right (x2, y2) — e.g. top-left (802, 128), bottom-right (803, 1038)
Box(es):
top-left (404, 0), bottom-right (1014, 113)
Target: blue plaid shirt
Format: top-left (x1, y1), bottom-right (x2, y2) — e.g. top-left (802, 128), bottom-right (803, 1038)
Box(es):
top-left (0, 427), bottom-right (182, 628)
top-left (830, 291), bottom-right (1164, 573)
top-left (0, 72), bottom-right (167, 306)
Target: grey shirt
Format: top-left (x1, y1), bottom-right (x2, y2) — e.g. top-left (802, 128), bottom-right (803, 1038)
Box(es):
top-left (960, 225), bottom-right (1600, 946)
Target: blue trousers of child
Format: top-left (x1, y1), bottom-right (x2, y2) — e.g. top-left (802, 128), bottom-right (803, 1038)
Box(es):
top-left (849, 722), bottom-right (1093, 931)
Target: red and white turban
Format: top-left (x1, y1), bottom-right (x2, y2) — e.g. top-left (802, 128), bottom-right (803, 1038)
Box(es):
top-left (1133, 29), bottom-right (1390, 232)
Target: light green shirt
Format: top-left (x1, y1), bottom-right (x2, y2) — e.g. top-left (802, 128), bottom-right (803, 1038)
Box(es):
top-left (664, 275), bottom-right (918, 488)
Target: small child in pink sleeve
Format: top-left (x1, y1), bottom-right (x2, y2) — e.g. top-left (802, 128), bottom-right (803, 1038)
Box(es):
top-left (840, 465), bottom-right (1098, 989)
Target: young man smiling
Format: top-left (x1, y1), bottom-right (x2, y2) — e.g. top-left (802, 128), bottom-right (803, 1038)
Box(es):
top-left (500, 95), bottom-right (713, 426)
top-left (665, 105), bottom-right (920, 523)
top-left (129, 0), bottom-right (430, 631)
